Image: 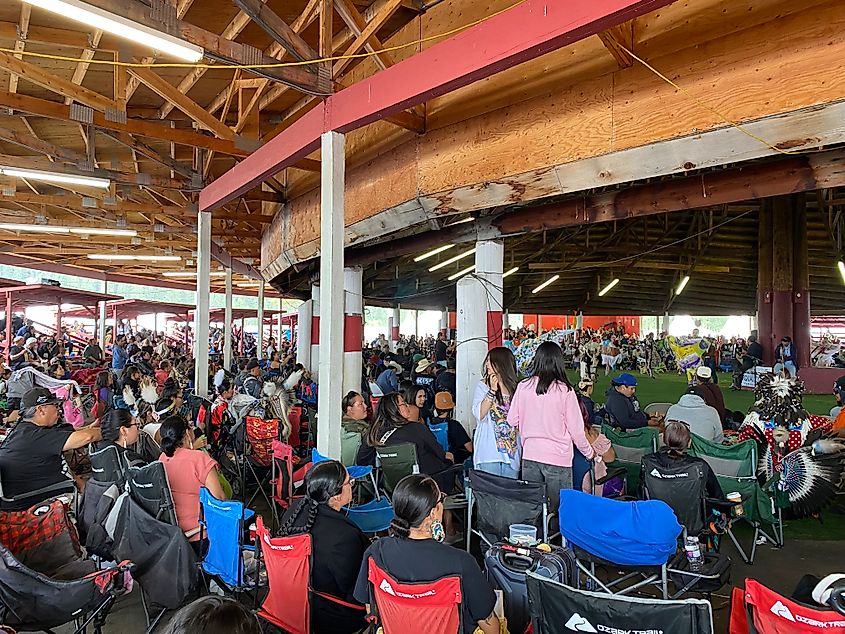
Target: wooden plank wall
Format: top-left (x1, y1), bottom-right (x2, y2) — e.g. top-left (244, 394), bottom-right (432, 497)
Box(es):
top-left (263, 0), bottom-right (845, 271)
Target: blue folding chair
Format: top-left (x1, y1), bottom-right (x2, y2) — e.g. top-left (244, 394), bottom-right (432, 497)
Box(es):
top-left (427, 420), bottom-right (449, 453)
top-left (311, 448), bottom-right (379, 493)
top-left (199, 487), bottom-right (256, 592)
top-left (343, 497), bottom-right (395, 534)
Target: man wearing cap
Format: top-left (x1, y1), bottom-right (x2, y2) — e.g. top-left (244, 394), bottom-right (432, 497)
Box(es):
top-left (241, 358), bottom-right (264, 399)
top-left (0, 387), bottom-right (101, 511)
top-left (688, 365), bottom-right (727, 426)
top-left (8, 335), bottom-right (30, 371)
top-left (604, 373), bottom-right (662, 430)
top-left (773, 336), bottom-right (799, 378)
top-left (432, 391), bottom-right (473, 464)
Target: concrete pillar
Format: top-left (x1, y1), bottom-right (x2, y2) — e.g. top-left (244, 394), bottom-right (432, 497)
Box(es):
top-left (387, 316), bottom-right (394, 351)
top-left (391, 306), bottom-right (400, 349)
top-left (440, 309), bottom-right (448, 337)
top-left (343, 267), bottom-right (364, 395)
top-left (456, 276), bottom-right (488, 434)
top-left (476, 241), bottom-right (504, 348)
top-left (195, 211), bottom-right (212, 397)
top-left (412, 309), bottom-right (418, 338)
top-left (316, 131), bottom-right (345, 459)
top-left (310, 284), bottom-right (320, 379)
top-left (576, 311), bottom-right (583, 330)
top-left (98, 280), bottom-right (108, 351)
top-left (503, 310), bottom-right (510, 332)
top-left (257, 282), bottom-right (265, 359)
top-left (224, 267), bottom-right (233, 370)
top-left (297, 299), bottom-right (312, 370)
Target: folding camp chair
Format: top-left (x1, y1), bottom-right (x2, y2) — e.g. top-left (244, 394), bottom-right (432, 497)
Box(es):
top-left (80, 445), bottom-right (127, 559)
top-left (270, 439), bottom-right (311, 526)
top-left (601, 424), bottom-right (659, 494)
top-left (88, 445), bottom-right (128, 489)
top-left (526, 570), bottom-right (714, 634)
top-left (689, 435), bottom-right (782, 563)
top-left (311, 447), bottom-right (379, 494)
top-left (644, 402), bottom-right (673, 418)
top-left (255, 516), bottom-right (366, 634)
top-left (198, 486), bottom-right (256, 594)
top-left (343, 496), bottom-right (395, 533)
top-left (242, 415), bottom-right (280, 508)
top-left (428, 420), bottom-right (450, 453)
top-left (288, 405), bottom-right (303, 448)
top-left (559, 489), bottom-right (681, 599)
top-left (465, 469), bottom-right (549, 552)
top-left (126, 461), bottom-right (179, 527)
top-left (366, 558), bottom-right (464, 633)
top-left (730, 578), bottom-right (845, 633)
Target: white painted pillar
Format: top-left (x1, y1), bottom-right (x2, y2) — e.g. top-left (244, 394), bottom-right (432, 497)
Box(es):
top-left (316, 131), bottom-right (345, 459)
top-left (257, 281), bottom-right (265, 358)
top-left (456, 277), bottom-right (488, 434)
top-left (310, 284), bottom-right (320, 379)
top-left (476, 240), bottom-right (504, 349)
top-left (343, 266), bottom-right (363, 396)
top-left (412, 309), bottom-right (418, 338)
top-left (576, 311), bottom-right (584, 330)
top-left (195, 211), bottom-right (212, 398)
top-left (391, 306), bottom-right (400, 350)
top-left (224, 267), bottom-right (233, 369)
top-left (440, 308), bottom-right (448, 337)
top-left (296, 299), bottom-right (313, 371)
top-left (387, 317), bottom-right (394, 351)
top-left (98, 280), bottom-right (108, 351)
top-left (503, 310), bottom-right (510, 332)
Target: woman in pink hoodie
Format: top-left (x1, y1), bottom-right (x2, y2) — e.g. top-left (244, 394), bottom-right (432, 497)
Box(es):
top-left (508, 341), bottom-right (595, 529)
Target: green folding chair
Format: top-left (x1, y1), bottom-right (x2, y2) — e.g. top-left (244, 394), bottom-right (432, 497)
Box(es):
top-left (374, 443), bottom-right (466, 510)
top-left (601, 425), bottom-right (660, 495)
top-left (688, 434), bottom-right (782, 564)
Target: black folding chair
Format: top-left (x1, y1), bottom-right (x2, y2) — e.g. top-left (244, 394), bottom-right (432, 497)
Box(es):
top-left (126, 461), bottom-right (179, 527)
top-left (526, 570), bottom-right (714, 634)
top-left (465, 469), bottom-right (549, 552)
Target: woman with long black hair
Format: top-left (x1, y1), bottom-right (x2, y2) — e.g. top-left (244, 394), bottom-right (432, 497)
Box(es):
top-left (508, 341), bottom-right (594, 528)
top-left (472, 346), bottom-right (520, 478)
top-left (278, 460), bottom-right (369, 634)
top-left (353, 475), bottom-right (500, 634)
top-left (93, 408), bottom-right (146, 467)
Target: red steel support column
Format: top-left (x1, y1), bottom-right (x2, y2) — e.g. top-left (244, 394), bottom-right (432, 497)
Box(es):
top-left (343, 267), bottom-right (364, 395)
top-left (770, 196), bottom-right (795, 362)
top-left (310, 284), bottom-right (320, 377)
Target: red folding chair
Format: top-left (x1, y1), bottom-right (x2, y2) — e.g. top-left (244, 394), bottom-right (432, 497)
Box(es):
top-left (270, 439), bottom-right (311, 526)
top-left (255, 516), bottom-right (364, 634)
top-left (366, 559), bottom-right (463, 634)
top-left (243, 415), bottom-right (279, 507)
top-left (730, 578), bottom-right (845, 633)
top-left (288, 406), bottom-right (303, 448)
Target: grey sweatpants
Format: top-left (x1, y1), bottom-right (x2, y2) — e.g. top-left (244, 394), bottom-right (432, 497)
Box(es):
top-left (522, 459), bottom-right (573, 534)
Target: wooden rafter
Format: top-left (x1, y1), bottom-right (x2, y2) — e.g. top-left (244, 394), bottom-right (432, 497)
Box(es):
top-left (233, 0), bottom-right (319, 62)
top-left (0, 21), bottom-right (90, 50)
top-left (0, 50), bottom-right (117, 112)
top-left (8, 4), bottom-right (31, 94)
top-left (332, 0), bottom-right (403, 78)
top-left (65, 30), bottom-right (105, 106)
top-left (597, 23), bottom-right (634, 68)
top-left (0, 124), bottom-right (88, 164)
top-left (100, 130), bottom-right (198, 180)
top-left (127, 67), bottom-right (235, 140)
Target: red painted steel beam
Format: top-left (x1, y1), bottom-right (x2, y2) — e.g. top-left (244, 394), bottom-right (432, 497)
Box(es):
top-left (200, 0), bottom-right (677, 212)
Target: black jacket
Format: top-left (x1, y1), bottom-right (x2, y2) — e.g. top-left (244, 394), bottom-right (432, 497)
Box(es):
top-left (774, 343), bottom-right (799, 369)
top-left (281, 503), bottom-right (369, 634)
top-left (604, 388), bottom-right (648, 430)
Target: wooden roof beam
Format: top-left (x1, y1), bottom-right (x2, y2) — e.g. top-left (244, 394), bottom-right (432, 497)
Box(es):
top-left (101, 130), bottom-right (198, 180)
top-left (597, 23), bottom-right (634, 68)
top-left (233, 0), bottom-right (320, 62)
top-left (0, 21), bottom-right (91, 50)
top-left (0, 191), bottom-right (187, 216)
top-left (8, 5), bottom-right (31, 95)
top-left (65, 30), bottom-right (104, 106)
top-left (332, 0), bottom-right (402, 78)
top-left (0, 49), bottom-right (116, 112)
top-left (0, 124), bottom-right (88, 164)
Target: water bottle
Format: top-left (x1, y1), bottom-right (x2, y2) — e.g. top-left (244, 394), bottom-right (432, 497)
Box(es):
top-left (684, 536), bottom-right (702, 571)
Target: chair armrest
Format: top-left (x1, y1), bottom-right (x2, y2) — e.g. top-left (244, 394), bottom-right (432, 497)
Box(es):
top-left (596, 466), bottom-right (627, 485)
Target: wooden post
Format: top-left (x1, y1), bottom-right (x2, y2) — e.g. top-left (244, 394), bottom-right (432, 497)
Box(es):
top-left (316, 131), bottom-right (345, 459)
top-left (792, 195), bottom-right (811, 369)
top-left (195, 210), bottom-right (212, 397)
top-left (757, 200), bottom-right (774, 365)
top-left (770, 196), bottom-right (794, 361)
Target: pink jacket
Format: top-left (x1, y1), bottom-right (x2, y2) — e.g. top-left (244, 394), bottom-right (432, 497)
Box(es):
top-left (508, 377), bottom-right (595, 468)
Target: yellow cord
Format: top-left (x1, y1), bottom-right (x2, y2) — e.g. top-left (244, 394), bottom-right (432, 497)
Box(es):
top-left (618, 43), bottom-right (800, 156)
top-left (0, 2), bottom-right (521, 69)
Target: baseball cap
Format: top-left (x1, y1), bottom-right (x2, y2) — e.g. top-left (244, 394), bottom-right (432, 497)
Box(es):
top-left (696, 366), bottom-right (712, 379)
top-left (613, 373), bottom-right (638, 387)
top-left (21, 387), bottom-right (63, 408)
top-left (246, 358), bottom-right (260, 370)
top-left (434, 391), bottom-right (454, 410)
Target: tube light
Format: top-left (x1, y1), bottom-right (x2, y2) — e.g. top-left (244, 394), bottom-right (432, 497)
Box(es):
top-left (88, 254), bottom-right (181, 261)
top-left (448, 265), bottom-right (475, 281)
top-left (447, 216), bottom-right (474, 226)
top-left (0, 223), bottom-right (136, 236)
top-left (163, 271), bottom-right (226, 278)
top-left (503, 266), bottom-right (519, 278)
top-left (838, 261), bottom-right (845, 284)
top-left (22, 0), bottom-right (204, 62)
top-left (429, 248), bottom-right (476, 272)
top-left (675, 275), bottom-right (690, 295)
top-left (413, 244), bottom-right (454, 262)
top-left (598, 278), bottom-right (620, 297)
top-left (532, 274), bottom-right (559, 294)
top-left (0, 166), bottom-right (110, 188)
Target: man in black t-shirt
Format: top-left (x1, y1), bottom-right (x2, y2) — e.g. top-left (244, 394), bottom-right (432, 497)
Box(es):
top-left (0, 387), bottom-right (101, 511)
top-left (435, 333), bottom-right (448, 366)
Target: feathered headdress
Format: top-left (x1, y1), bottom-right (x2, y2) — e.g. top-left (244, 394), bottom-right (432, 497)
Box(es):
top-left (752, 374), bottom-right (809, 427)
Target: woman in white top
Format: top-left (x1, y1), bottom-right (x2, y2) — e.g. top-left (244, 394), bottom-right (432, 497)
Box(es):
top-left (472, 347), bottom-right (520, 478)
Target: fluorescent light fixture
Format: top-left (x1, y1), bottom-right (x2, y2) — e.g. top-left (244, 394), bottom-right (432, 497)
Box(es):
top-left (675, 275), bottom-right (690, 295)
top-left (0, 166), bottom-right (110, 188)
top-left (88, 254), bottom-right (181, 261)
top-left (532, 274), bottom-right (559, 294)
top-left (447, 216), bottom-right (474, 226)
top-left (448, 265), bottom-right (475, 281)
top-left (503, 266), bottom-right (519, 278)
top-left (413, 244), bottom-right (454, 262)
top-left (0, 223), bottom-right (136, 236)
top-left (598, 278), bottom-right (620, 297)
top-left (839, 261), bottom-right (845, 284)
top-left (429, 247), bottom-right (476, 272)
top-left (22, 0), bottom-right (204, 62)
top-left (163, 271), bottom-right (226, 278)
